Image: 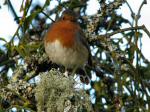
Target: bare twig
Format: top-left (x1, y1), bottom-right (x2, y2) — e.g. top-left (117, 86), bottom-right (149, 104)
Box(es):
top-left (142, 25), bottom-right (150, 37)
top-left (7, 0), bottom-right (19, 23)
top-left (135, 0), bottom-right (147, 26)
top-left (89, 25), bottom-right (150, 42)
top-left (41, 11), bottom-right (55, 22)
top-left (137, 0), bottom-right (147, 19)
top-left (134, 0), bottom-right (147, 67)
top-left (125, 0), bottom-right (134, 19)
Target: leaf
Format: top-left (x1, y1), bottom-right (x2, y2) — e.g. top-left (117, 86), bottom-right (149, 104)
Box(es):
top-left (0, 108), bottom-right (6, 112)
top-left (45, 0), bottom-right (50, 6)
top-left (15, 45), bottom-right (26, 57)
top-left (23, 10), bottom-right (41, 32)
top-left (27, 42), bottom-right (42, 50)
top-left (0, 37), bottom-right (7, 43)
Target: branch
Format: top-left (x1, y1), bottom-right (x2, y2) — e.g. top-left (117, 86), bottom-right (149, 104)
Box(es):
top-left (7, 0), bottom-right (19, 23)
top-left (137, 0), bottom-right (147, 19)
top-left (1, 86), bottom-right (28, 103)
top-left (125, 0), bottom-right (134, 19)
top-left (41, 11), bottom-right (55, 22)
top-left (89, 25), bottom-right (150, 42)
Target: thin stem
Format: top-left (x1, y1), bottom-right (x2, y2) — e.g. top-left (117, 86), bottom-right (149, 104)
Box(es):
top-left (89, 25), bottom-right (150, 42)
top-left (137, 0), bottom-right (147, 20)
top-left (7, 0), bottom-right (19, 23)
top-left (134, 0), bottom-right (147, 67)
top-left (125, 0), bottom-right (134, 16)
top-left (42, 11), bottom-right (55, 22)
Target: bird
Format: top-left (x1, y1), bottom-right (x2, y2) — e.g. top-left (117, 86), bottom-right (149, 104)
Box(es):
top-left (44, 9), bottom-right (91, 77)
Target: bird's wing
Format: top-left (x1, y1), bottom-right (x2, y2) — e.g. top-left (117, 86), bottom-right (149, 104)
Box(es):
top-left (77, 29), bottom-right (92, 66)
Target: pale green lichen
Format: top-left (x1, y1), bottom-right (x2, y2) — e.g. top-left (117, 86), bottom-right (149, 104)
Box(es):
top-left (35, 69), bottom-right (92, 112)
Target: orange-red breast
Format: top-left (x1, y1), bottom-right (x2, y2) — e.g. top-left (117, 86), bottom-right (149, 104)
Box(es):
top-left (44, 9), bottom-right (91, 71)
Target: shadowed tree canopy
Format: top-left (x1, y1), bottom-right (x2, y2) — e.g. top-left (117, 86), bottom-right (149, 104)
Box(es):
top-left (0, 0), bottom-right (150, 111)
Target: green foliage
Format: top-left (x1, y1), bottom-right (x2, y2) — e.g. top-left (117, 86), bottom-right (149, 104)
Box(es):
top-left (0, 0), bottom-right (150, 111)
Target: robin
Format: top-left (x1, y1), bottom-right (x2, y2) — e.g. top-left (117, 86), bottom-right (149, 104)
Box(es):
top-left (44, 9), bottom-right (91, 76)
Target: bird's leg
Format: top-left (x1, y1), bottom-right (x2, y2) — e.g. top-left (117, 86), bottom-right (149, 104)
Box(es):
top-left (71, 66), bottom-right (78, 76)
top-left (63, 67), bottom-right (74, 77)
top-left (63, 70), bottom-right (69, 77)
top-left (63, 66), bottom-right (78, 77)
top-left (63, 67), bottom-right (69, 77)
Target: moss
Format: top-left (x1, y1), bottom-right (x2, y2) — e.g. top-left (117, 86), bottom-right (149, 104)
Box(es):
top-left (35, 69), bottom-right (92, 112)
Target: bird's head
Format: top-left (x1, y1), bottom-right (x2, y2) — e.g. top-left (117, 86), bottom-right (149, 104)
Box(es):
top-left (60, 9), bottom-right (78, 22)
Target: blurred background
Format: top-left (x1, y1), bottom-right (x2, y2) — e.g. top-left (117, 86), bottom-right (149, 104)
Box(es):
top-left (0, 0), bottom-right (150, 111)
